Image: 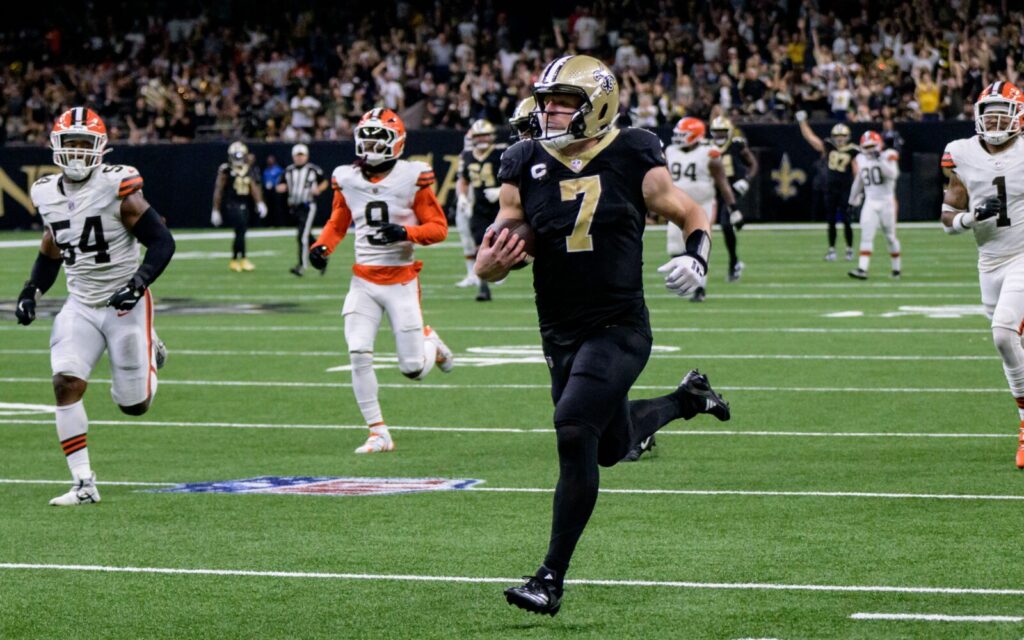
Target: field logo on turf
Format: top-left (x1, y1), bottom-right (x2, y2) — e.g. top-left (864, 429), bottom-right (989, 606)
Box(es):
top-left (149, 476), bottom-right (482, 497)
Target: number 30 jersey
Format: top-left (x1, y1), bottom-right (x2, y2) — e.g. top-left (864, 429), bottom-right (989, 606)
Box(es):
top-left (665, 142), bottom-right (718, 207)
top-left (943, 135), bottom-right (1024, 270)
top-left (30, 166), bottom-right (144, 306)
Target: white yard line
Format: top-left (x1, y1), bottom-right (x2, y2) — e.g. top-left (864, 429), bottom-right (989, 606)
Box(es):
top-left (0, 377), bottom-right (1009, 393)
top-left (850, 612), bottom-right (1023, 623)
top-left (3, 478), bottom-right (1023, 502)
top-left (0, 348), bottom-right (998, 361)
top-left (0, 325), bottom-right (988, 334)
top-left (0, 418), bottom-right (1010, 440)
top-left (0, 562), bottom-right (1021, 596)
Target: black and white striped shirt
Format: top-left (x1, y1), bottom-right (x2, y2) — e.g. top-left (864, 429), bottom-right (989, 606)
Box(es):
top-left (283, 162), bottom-right (324, 206)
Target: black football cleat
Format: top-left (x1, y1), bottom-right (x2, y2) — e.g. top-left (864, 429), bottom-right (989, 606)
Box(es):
top-left (675, 369), bottom-right (730, 421)
top-left (848, 268), bottom-right (868, 280)
top-left (690, 286), bottom-right (706, 303)
top-left (622, 435), bottom-right (656, 462)
top-left (504, 571), bottom-right (563, 616)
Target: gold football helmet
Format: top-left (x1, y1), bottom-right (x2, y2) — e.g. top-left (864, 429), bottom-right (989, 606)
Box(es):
top-left (709, 116), bottom-right (734, 146)
top-left (830, 123), bottom-right (851, 145)
top-left (509, 96), bottom-right (537, 140)
top-left (533, 55), bottom-right (619, 147)
top-left (468, 119), bottom-right (496, 150)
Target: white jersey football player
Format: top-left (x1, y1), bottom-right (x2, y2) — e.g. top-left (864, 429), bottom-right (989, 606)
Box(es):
top-left (847, 130), bottom-right (902, 280)
top-left (14, 107), bottom-right (176, 505)
top-left (309, 108), bottom-right (453, 454)
top-left (664, 117), bottom-right (739, 302)
top-left (454, 129), bottom-right (479, 287)
top-left (941, 81), bottom-right (1024, 468)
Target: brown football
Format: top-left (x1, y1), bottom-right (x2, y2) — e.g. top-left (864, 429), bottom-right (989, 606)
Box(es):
top-left (487, 218), bottom-right (536, 257)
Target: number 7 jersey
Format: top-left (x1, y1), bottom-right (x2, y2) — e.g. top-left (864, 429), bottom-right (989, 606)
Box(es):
top-left (943, 135), bottom-right (1024, 270)
top-left (30, 166), bottom-right (144, 306)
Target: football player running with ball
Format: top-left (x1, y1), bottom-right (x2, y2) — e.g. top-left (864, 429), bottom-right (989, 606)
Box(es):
top-left (474, 56), bottom-right (732, 616)
top-left (941, 81), bottom-right (1024, 468)
top-left (14, 107), bottom-right (176, 505)
top-left (309, 108), bottom-right (453, 454)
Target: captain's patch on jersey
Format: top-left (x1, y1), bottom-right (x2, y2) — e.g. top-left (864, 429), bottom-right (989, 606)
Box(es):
top-left (148, 476), bottom-right (482, 497)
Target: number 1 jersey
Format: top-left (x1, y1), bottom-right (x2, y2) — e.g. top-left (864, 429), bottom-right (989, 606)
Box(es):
top-left (943, 135), bottom-right (1024, 270)
top-left (31, 167), bottom-right (144, 306)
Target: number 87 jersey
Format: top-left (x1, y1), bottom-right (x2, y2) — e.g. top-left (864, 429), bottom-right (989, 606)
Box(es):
top-left (30, 165), bottom-right (144, 306)
top-left (943, 136), bottom-right (1024, 270)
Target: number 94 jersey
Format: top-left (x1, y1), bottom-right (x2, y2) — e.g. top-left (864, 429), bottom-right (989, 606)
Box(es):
top-left (664, 142), bottom-right (718, 208)
top-left (30, 166), bottom-right (144, 306)
top-left (943, 136), bottom-right (1024, 270)
top-left (331, 159), bottom-right (434, 267)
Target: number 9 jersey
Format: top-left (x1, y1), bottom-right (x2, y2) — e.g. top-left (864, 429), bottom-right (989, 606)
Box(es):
top-left (30, 166), bottom-right (144, 306)
top-left (943, 136), bottom-right (1024, 270)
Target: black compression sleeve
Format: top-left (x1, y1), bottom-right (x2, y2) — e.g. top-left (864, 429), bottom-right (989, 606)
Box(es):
top-left (130, 207), bottom-right (176, 286)
top-left (27, 251), bottom-right (62, 295)
top-left (684, 228), bottom-right (711, 271)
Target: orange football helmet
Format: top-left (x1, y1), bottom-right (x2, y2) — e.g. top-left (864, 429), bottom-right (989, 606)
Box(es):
top-left (51, 107), bottom-right (108, 180)
top-left (355, 108), bottom-right (407, 165)
top-left (859, 130), bottom-right (883, 152)
top-left (672, 117), bottom-right (705, 148)
top-left (975, 81), bottom-right (1024, 145)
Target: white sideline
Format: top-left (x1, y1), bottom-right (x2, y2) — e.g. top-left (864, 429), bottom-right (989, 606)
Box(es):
top-left (0, 377), bottom-right (1007, 394)
top-left (3, 478), bottom-right (1024, 502)
top-left (0, 418), bottom-right (1012, 440)
top-left (0, 562), bottom-right (1021, 596)
top-left (850, 613), bottom-right (1023, 623)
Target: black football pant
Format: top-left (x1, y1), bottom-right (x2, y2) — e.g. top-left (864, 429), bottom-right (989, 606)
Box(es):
top-left (716, 196), bottom-right (739, 270)
top-left (291, 203), bottom-right (317, 269)
top-left (224, 204), bottom-right (250, 259)
top-left (539, 325), bottom-right (690, 577)
top-left (825, 190), bottom-right (853, 249)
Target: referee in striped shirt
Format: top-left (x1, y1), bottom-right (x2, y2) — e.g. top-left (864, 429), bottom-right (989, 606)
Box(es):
top-left (277, 144), bottom-right (327, 276)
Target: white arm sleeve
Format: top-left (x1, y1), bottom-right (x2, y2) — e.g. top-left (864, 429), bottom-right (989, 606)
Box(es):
top-left (848, 172), bottom-right (864, 207)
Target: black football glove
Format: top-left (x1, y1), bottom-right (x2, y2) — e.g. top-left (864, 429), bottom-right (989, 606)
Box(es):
top-left (367, 223), bottom-right (408, 246)
top-left (106, 274), bottom-right (147, 311)
top-left (309, 245), bottom-right (330, 272)
top-left (15, 283), bottom-right (37, 326)
top-left (974, 196), bottom-right (1001, 222)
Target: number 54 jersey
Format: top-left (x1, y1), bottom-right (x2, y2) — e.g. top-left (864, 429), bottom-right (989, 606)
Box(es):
top-left (30, 166), bottom-right (144, 306)
top-left (943, 136), bottom-right (1024, 271)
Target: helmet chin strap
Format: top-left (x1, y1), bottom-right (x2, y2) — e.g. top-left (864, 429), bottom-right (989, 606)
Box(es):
top-left (358, 157), bottom-right (397, 174)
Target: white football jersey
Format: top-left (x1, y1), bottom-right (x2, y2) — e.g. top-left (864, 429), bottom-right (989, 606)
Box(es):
top-left (332, 159), bottom-right (433, 267)
top-left (665, 142), bottom-right (718, 205)
top-left (854, 151), bottom-right (898, 201)
top-left (31, 165), bottom-right (143, 306)
top-left (944, 135), bottom-right (1024, 270)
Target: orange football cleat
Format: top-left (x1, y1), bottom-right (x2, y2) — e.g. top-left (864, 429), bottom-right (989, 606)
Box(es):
top-left (1017, 423), bottom-right (1024, 470)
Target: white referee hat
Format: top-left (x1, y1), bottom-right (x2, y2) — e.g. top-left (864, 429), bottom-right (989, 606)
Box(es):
top-left (291, 143), bottom-right (309, 157)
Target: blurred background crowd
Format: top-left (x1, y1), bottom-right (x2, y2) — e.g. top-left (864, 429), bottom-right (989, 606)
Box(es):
top-left (2, 0), bottom-right (1021, 145)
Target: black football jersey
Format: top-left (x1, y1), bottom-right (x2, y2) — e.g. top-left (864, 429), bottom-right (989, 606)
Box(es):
top-left (716, 133), bottom-right (748, 181)
top-left (458, 146), bottom-right (505, 219)
top-left (219, 163), bottom-right (259, 207)
top-left (824, 140), bottom-right (857, 192)
top-left (498, 128), bottom-right (665, 346)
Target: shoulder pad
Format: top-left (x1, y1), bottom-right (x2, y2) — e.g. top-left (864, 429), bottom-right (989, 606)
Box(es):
top-left (107, 165), bottom-right (143, 199)
top-left (30, 174), bottom-right (60, 207)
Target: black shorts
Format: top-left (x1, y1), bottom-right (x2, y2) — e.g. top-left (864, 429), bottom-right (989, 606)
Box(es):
top-left (543, 324), bottom-right (653, 466)
top-left (824, 190), bottom-right (850, 221)
top-left (224, 203), bottom-right (251, 228)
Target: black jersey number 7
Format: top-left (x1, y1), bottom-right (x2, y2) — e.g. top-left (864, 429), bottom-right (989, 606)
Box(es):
top-left (993, 176), bottom-right (1011, 227)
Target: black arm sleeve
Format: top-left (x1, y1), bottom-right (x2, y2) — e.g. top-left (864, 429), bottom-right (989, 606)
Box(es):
top-left (131, 207), bottom-right (176, 286)
top-left (27, 252), bottom-right (62, 295)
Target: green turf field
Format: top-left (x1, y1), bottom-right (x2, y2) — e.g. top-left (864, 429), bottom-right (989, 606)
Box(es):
top-left (2, 224), bottom-right (1023, 639)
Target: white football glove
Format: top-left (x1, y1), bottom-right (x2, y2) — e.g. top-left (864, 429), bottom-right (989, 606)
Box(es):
top-left (257, 202), bottom-right (268, 218)
top-left (729, 208), bottom-right (744, 227)
top-left (795, 110), bottom-right (808, 123)
top-left (731, 178), bottom-right (749, 196)
top-left (483, 187), bottom-right (501, 203)
top-left (658, 255), bottom-right (707, 297)
top-left (849, 191), bottom-right (864, 208)
top-left (210, 209), bottom-right (222, 227)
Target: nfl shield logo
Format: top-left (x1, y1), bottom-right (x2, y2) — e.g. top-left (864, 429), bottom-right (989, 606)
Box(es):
top-left (68, 200), bottom-right (75, 211)
top-left (149, 475), bottom-right (483, 497)
top-left (570, 159), bottom-right (583, 172)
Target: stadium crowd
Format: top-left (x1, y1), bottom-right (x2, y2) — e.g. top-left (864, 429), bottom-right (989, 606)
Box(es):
top-left (2, 0), bottom-right (1022, 145)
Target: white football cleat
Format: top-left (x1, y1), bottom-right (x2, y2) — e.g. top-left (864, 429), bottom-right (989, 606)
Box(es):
top-left (425, 326), bottom-right (454, 373)
top-left (49, 472), bottom-right (101, 506)
top-left (455, 274), bottom-right (480, 288)
top-left (354, 433), bottom-right (396, 454)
